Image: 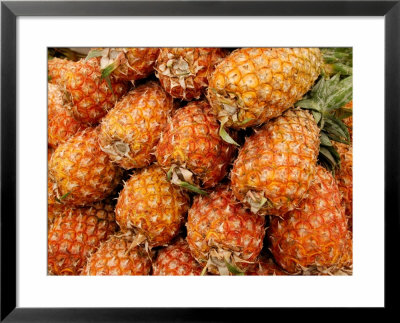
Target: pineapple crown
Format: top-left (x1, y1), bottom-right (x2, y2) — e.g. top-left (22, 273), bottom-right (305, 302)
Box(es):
top-left (295, 74), bottom-right (353, 171)
top-left (321, 47), bottom-right (353, 77)
top-left (85, 48), bottom-right (123, 92)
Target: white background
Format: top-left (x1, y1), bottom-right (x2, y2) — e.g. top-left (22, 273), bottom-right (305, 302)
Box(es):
top-left (17, 17), bottom-right (384, 307)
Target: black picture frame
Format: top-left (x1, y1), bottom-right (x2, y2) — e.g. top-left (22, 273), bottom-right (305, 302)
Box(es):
top-left (1, 1), bottom-right (398, 321)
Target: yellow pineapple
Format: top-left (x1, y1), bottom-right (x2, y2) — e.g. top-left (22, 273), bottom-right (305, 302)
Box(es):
top-left (99, 81), bottom-right (173, 169)
top-left (49, 127), bottom-right (123, 206)
top-left (231, 74), bottom-right (352, 216)
top-left (231, 108), bottom-right (320, 216)
top-left (207, 48), bottom-right (322, 130)
top-left (115, 165), bottom-right (190, 248)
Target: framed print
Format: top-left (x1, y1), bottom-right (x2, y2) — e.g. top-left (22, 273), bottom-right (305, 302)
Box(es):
top-left (1, 0), bottom-right (399, 321)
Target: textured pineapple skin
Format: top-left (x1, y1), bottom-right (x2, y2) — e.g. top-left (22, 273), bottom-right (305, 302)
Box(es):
top-left (49, 127), bottom-right (123, 206)
top-left (83, 235), bottom-right (152, 275)
top-left (99, 81), bottom-right (173, 169)
top-left (152, 238), bottom-right (203, 275)
top-left (48, 205), bottom-right (117, 275)
top-left (155, 101), bottom-right (236, 189)
top-left (231, 109), bottom-right (320, 216)
top-left (48, 84), bottom-right (86, 148)
top-left (115, 165), bottom-right (190, 247)
top-left (334, 142), bottom-right (353, 230)
top-left (155, 48), bottom-right (227, 101)
top-left (334, 101), bottom-right (352, 230)
top-left (207, 48), bottom-right (322, 129)
top-left (186, 187), bottom-right (265, 274)
top-left (48, 58), bottom-right (75, 87)
top-left (99, 47), bottom-right (160, 81)
top-left (268, 166), bottom-right (352, 275)
top-left (65, 58), bottom-right (129, 124)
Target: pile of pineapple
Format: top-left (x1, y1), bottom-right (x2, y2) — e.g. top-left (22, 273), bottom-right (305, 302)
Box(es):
top-left (48, 47), bottom-right (353, 276)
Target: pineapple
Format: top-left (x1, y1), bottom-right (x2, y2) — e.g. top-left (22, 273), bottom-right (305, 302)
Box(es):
top-left (334, 142), bottom-right (353, 230)
top-left (48, 127), bottom-right (123, 206)
top-left (152, 238), bottom-right (203, 276)
top-left (155, 100), bottom-right (236, 193)
top-left (207, 48), bottom-right (322, 130)
top-left (268, 166), bottom-right (352, 275)
top-left (231, 74), bottom-right (352, 216)
top-left (99, 81), bottom-right (174, 169)
top-left (48, 57), bottom-right (75, 87)
top-left (186, 186), bottom-right (265, 275)
top-left (48, 204), bottom-right (117, 275)
top-left (155, 48), bottom-right (227, 101)
top-left (246, 256), bottom-right (286, 276)
top-left (87, 47), bottom-right (160, 82)
top-left (115, 165), bottom-right (190, 248)
top-left (83, 234), bottom-right (152, 275)
top-left (64, 58), bottom-right (129, 124)
top-left (334, 100), bottom-right (353, 229)
top-left (48, 83), bottom-right (86, 148)
top-left (231, 108), bottom-right (320, 216)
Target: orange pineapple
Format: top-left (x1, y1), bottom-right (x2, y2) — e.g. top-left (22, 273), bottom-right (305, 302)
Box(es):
top-left (87, 47), bottom-right (159, 82)
top-left (83, 234), bottom-right (152, 275)
top-left (48, 127), bottom-right (123, 206)
top-left (115, 165), bottom-right (190, 248)
top-left (48, 83), bottom-right (86, 148)
top-left (99, 81), bottom-right (173, 169)
top-left (186, 187), bottom-right (265, 275)
top-left (268, 166), bottom-right (352, 275)
top-left (155, 100), bottom-right (236, 193)
top-left (231, 108), bottom-right (320, 216)
top-left (48, 57), bottom-right (75, 87)
top-left (334, 100), bottom-right (353, 229)
top-left (155, 48), bottom-right (227, 100)
top-left (334, 142), bottom-right (353, 230)
top-left (152, 238), bottom-right (203, 276)
top-left (64, 58), bottom-right (129, 124)
top-left (48, 204), bottom-right (117, 275)
top-left (207, 48), bottom-right (322, 129)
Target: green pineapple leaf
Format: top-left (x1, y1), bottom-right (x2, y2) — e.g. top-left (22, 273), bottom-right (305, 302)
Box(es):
top-left (219, 123), bottom-right (239, 146)
top-left (85, 49), bottom-right (104, 61)
top-left (320, 132), bottom-right (333, 147)
top-left (224, 259), bottom-right (245, 276)
top-left (178, 181), bottom-right (208, 196)
top-left (55, 192), bottom-right (71, 203)
top-left (319, 146), bottom-right (341, 172)
top-left (335, 107), bottom-right (353, 120)
top-left (295, 72), bottom-right (352, 171)
top-left (321, 47), bottom-right (352, 77)
top-left (166, 166), bottom-right (208, 196)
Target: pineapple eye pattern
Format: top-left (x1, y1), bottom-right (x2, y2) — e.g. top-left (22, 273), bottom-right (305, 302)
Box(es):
top-left (48, 47), bottom-right (353, 276)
